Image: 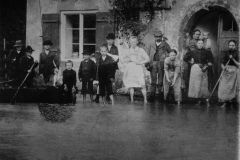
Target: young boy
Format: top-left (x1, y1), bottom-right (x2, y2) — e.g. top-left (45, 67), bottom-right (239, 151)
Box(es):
top-left (19, 45), bottom-right (38, 87)
top-left (96, 46), bottom-right (115, 105)
top-left (62, 60), bottom-right (77, 104)
top-left (78, 51), bottom-right (96, 102)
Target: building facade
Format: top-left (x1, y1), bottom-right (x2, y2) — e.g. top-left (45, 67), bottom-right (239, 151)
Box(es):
top-left (26, 0), bottom-right (240, 84)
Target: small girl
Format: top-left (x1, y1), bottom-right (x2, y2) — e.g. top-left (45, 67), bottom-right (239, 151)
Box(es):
top-left (62, 60), bottom-right (77, 104)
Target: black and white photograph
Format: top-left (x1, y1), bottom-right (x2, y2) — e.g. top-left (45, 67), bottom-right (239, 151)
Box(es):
top-left (0, 0), bottom-right (239, 159)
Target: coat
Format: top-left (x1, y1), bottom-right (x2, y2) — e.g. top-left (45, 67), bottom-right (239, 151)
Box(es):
top-left (7, 49), bottom-right (25, 78)
top-left (145, 41), bottom-right (171, 63)
top-left (78, 59), bottom-right (96, 81)
top-left (39, 50), bottom-right (60, 76)
top-left (103, 43), bottom-right (119, 55)
top-left (97, 55), bottom-right (115, 81)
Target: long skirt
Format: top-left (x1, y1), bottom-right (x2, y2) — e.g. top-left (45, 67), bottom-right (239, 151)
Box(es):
top-left (123, 62), bottom-right (146, 88)
top-left (218, 65), bottom-right (238, 102)
top-left (188, 64), bottom-right (209, 98)
top-left (163, 71), bottom-right (182, 102)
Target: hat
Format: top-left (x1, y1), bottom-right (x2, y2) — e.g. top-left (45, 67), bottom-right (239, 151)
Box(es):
top-left (25, 45), bottom-right (34, 52)
top-left (106, 33), bottom-right (115, 40)
top-left (14, 40), bottom-right (23, 47)
top-left (153, 30), bottom-right (163, 37)
top-left (43, 40), bottom-right (53, 46)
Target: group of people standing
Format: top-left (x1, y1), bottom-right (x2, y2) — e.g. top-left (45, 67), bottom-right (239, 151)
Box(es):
top-left (4, 29), bottom-right (239, 106)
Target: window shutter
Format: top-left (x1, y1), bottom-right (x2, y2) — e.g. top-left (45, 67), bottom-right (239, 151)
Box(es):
top-left (96, 12), bottom-right (114, 51)
top-left (42, 14), bottom-right (60, 50)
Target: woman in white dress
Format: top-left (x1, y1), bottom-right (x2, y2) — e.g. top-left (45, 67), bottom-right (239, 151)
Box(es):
top-left (122, 36), bottom-right (150, 103)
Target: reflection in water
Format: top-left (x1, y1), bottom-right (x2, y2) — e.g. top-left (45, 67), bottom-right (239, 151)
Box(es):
top-left (38, 103), bottom-right (75, 122)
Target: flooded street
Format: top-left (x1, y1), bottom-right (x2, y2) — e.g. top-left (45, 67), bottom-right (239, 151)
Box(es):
top-left (0, 96), bottom-right (238, 160)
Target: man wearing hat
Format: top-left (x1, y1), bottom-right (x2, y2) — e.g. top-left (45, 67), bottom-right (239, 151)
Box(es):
top-left (146, 30), bottom-right (171, 102)
top-left (7, 40), bottom-right (25, 86)
top-left (19, 46), bottom-right (38, 87)
top-left (39, 40), bottom-right (60, 84)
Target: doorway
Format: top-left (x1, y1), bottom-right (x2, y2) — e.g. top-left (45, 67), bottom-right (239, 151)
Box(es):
top-left (187, 6), bottom-right (239, 78)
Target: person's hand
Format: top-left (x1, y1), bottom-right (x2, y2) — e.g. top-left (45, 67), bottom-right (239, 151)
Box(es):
top-left (34, 60), bottom-right (38, 64)
top-left (229, 55), bottom-right (233, 59)
top-left (72, 87), bottom-right (76, 93)
top-left (64, 85), bottom-right (68, 92)
top-left (171, 80), bottom-right (176, 86)
top-left (54, 68), bottom-right (59, 74)
top-left (110, 78), bottom-right (115, 83)
top-left (190, 58), bottom-right (194, 64)
top-left (166, 78), bottom-right (171, 83)
top-left (27, 69), bottom-right (31, 73)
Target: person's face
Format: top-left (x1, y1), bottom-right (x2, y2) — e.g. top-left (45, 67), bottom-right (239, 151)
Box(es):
top-left (193, 31), bottom-right (201, 40)
top-left (196, 41), bottom-right (204, 49)
top-left (154, 36), bottom-right (162, 43)
top-left (100, 47), bottom-right (108, 56)
top-left (44, 45), bottom-right (51, 50)
top-left (66, 63), bottom-right (73, 70)
top-left (228, 42), bottom-right (236, 50)
top-left (169, 52), bottom-right (177, 61)
top-left (83, 54), bottom-right (90, 60)
top-left (107, 39), bottom-right (114, 46)
top-left (16, 46), bottom-right (22, 51)
top-left (130, 38), bottom-right (138, 48)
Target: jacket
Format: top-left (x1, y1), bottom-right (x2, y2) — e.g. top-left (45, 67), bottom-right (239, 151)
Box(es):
top-left (39, 50), bottom-right (60, 76)
top-left (146, 41), bottom-right (171, 63)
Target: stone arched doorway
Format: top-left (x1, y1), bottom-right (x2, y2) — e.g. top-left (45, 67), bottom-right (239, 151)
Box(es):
top-left (179, 5), bottom-right (239, 86)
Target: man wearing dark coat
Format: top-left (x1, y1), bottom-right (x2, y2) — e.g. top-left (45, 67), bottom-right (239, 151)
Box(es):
top-left (19, 46), bottom-right (38, 87)
top-left (146, 30), bottom-right (171, 101)
top-left (7, 40), bottom-right (25, 86)
top-left (39, 40), bottom-right (60, 84)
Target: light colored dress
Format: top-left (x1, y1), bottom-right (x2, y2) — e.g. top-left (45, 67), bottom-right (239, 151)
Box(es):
top-left (122, 46), bottom-right (149, 88)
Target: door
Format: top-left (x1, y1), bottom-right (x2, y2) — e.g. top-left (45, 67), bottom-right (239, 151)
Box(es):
top-left (217, 14), bottom-right (239, 75)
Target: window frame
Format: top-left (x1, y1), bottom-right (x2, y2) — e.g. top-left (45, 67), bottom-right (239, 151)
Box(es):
top-left (60, 10), bottom-right (97, 62)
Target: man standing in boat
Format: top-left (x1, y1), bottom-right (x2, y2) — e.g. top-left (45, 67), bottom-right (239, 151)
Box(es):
top-left (39, 40), bottom-right (60, 85)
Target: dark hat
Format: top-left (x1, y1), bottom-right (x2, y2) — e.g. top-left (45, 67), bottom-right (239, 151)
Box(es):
top-left (153, 30), bottom-right (163, 37)
top-left (106, 33), bottom-right (115, 40)
top-left (43, 40), bottom-right (53, 46)
top-left (14, 40), bottom-right (23, 47)
top-left (25, 45), bottom-right (34, 52)
top-left (82, 51), bottom-right (91, 55)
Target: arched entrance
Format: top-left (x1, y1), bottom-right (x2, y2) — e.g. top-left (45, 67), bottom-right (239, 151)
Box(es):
top-left (180, 5), bottom-right (239, 84)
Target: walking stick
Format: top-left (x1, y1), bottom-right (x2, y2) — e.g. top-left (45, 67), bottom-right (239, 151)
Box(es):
top-left (11, 62), bottom-right (37, 104)
top-left (206, 59), bottom-right (230, 102)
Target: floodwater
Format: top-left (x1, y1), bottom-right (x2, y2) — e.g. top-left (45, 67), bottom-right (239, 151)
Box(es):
top-left (0, 96), bottom-right (238, 160)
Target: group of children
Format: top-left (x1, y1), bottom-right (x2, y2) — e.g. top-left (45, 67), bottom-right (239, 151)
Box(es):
top-left (61, 45), bottom-right (117, 105)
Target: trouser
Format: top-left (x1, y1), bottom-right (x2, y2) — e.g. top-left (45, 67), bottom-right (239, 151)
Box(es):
top-left (150, 61), bottom-right (164, 96)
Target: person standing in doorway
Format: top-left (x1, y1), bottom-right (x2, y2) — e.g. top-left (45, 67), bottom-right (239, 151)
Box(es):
top-left (184, 39), bottom-right (213, 104)
top-left (218, 40), bottom-right (239, 107)
top-left (7, 40), bottom-right (25, 87)
top-left (39, 40), bottom-right (60, 85)
top-left (146, 30), bottom-right (171, 102)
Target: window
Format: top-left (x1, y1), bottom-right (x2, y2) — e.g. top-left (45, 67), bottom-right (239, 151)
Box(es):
top-left (61, 11), bottom-right (96, 61)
